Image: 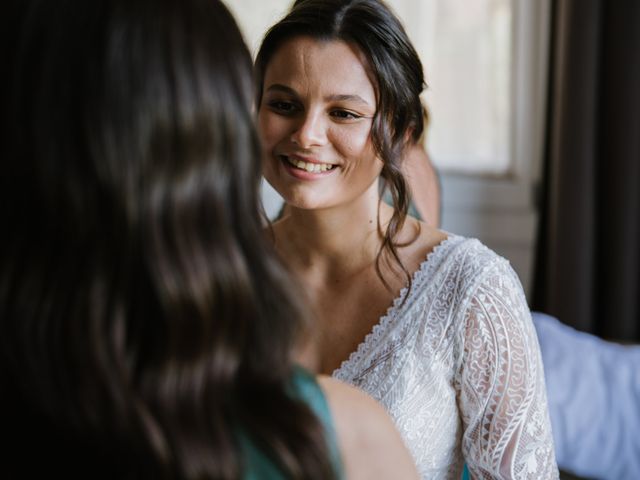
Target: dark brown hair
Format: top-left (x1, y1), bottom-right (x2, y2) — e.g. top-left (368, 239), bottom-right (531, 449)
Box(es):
top-left (255, 0), bottom-right (427, 291)
top-left (0, 0), bottom-right (335, 478)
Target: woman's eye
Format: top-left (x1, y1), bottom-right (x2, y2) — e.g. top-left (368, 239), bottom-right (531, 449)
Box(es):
top-left (330, 110), bottom-right (362, 120)
top-left (267, 100), bottom-right (299, 115)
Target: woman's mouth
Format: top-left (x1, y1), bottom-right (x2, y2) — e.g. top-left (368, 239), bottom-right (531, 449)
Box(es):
top-left (279, 155), bottom-right (336, 173)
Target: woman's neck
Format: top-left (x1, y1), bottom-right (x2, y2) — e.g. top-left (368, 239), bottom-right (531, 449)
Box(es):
top-left (274, 185), bottom-right (394, 279)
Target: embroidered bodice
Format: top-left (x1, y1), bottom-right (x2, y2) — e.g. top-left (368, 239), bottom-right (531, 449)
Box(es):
top-left (332, 236), bottom-right (558, 479)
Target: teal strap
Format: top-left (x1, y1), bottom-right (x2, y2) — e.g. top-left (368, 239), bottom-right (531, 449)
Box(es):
top-left (238, 433), bottom-right (283, 480)
top-left (461, 463), bottom-right (470, 480)
top-left (289, 367), bottom-right (344, 479)
top-left (240, 368), bottom-right (343, 479)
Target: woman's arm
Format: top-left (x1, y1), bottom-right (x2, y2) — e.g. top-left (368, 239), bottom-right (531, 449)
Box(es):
top-left (456, 261), bottom-right (558, 479)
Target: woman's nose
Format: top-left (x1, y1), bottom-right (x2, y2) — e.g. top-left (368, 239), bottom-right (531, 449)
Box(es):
top-left (290, 111), bottom-right (326, 148)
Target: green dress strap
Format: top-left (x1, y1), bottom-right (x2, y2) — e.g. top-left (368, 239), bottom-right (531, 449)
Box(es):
top-left (241, 367), bottom-right (344, 479)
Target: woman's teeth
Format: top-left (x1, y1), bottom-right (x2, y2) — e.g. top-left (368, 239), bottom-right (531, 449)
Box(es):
top-left (283, 156), bottom-right (335, 173)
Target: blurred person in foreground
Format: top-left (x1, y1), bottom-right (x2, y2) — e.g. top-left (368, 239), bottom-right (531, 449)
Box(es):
top-left (0, 0), bottom-right (417, 478)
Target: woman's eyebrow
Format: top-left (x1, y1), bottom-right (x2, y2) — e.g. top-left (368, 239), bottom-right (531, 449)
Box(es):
top-left (265, 84), bottom-right (371, 107)
top-left (325, 94), bottom-right (371, 106)
top-left (265, 84), bottom-right (298, 95)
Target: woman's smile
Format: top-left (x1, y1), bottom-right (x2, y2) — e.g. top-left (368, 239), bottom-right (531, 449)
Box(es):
top-left (282, 152), bottom-right (337, 172)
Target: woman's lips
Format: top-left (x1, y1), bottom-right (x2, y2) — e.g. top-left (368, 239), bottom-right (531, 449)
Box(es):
top-left (279, 154), bottom-right (338, 179)
top-left (281, 154), bottom-right (336, 172)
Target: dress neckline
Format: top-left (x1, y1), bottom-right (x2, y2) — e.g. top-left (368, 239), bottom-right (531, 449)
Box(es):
top-left (332, 233), bottom-right (461, 378)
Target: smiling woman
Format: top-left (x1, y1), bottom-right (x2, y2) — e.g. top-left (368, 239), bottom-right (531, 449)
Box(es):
top-left (255, 1), bottom-right (559, 478)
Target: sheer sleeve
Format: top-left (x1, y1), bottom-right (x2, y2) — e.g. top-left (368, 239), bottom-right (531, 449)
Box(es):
top-left (456, 260), bottom-right (558, 479)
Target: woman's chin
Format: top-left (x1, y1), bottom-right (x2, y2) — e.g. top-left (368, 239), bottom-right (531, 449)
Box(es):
top-left (285, 198), bottom-right (328, 211)
top-left (266, 181), bottom-right (333, 212)
top-left (280, 192), bottom-right (338, 212)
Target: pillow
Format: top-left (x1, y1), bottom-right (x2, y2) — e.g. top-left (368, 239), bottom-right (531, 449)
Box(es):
top-left (532, 312), bottom-right (640, 480)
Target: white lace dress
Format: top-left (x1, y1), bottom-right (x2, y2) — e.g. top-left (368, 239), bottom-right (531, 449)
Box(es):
top-left (332, 235), bottom-right (558, 479)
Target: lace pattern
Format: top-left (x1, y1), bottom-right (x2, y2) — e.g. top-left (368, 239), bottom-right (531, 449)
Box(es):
top-left (333, 236), bottom-right (558, 479)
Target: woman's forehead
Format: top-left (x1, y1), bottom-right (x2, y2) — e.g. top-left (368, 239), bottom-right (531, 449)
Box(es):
top-left (263, 36), bottom-right (378, 100)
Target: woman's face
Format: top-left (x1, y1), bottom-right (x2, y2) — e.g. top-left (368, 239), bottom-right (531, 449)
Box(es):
top-left (258, 36), bottom-right (381, 211)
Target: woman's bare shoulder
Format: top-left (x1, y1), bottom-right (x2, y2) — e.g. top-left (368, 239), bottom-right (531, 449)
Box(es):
top-left (417, 222), bottom-right (449, 251)
top-left (317, 376), bottom-right (418, 480)
top-left (399, 218), bottom-right (449, 270)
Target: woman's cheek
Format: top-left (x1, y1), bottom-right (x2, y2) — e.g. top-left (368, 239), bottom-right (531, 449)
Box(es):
top-left (333, 126), bottom-right (371, 156)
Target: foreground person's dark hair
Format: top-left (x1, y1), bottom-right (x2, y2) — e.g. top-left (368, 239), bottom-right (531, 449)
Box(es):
top-left (256, 0), bottom-right (426, 291)
top-left (0, 0), bottom-right (335, 478)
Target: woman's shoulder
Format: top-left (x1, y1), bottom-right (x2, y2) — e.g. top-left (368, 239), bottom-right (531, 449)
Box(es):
top-left (401, 227), bottom-right (527, 335)
top-left (317, 376), bottom-right (418, 480)
top-left (407, 224), bottom-right (510, 288)
top-left (440, 234), bottom-right (532, 351)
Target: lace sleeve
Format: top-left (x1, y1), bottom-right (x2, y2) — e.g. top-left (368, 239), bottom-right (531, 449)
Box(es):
top-left (456, 260), bottom-right (558, 479)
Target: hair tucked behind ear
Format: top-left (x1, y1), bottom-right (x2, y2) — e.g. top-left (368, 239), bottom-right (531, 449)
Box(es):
top-left (256, 0), bottom-right (426, 294)
top-left (0, 0), bottom-right (336, 478)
